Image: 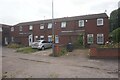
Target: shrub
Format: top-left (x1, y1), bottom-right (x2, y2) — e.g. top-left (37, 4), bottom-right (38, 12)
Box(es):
top-left (74, 35), bottom-right (85, 48)
top-left (99, 43), bottom-right (120, 48)
top-left (49, 47), bottom-right (67, 57)
top-left (16, 47), bottom-right (38, 54)
top-left (7, 43), bottom-right (23, 48)
top-left (110, 27), bottom-right (120, 43)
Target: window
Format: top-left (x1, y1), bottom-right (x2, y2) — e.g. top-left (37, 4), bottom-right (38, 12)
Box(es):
top-left (40, 24), bottom-right (44, 29)
top-left (11, 27), bottom-right (14, 31)
top-left (34, 36), bottom-right (38, 41)
top-left (19, 26), bottom-right (23, 31)
top-left (29, 25), bottom-right (33, 30)
top-left (40, 36), bottom-right (44, 40)
top-left (48, 35), bottom-right (52, 42)
top-left (11, 37), bottom-right (14, 42)
top-left (55, 35), bottom-right (59, 43)
top-left (0, 27), bottom-right (2, 32)
top-left (48, 23), bottom-right (52, 29)
top-left (97, 34), bottom-right (104, 44)
top-left (97, 18), bottom-right (103, 26)
top-left (61, 22), bottom-right (66, 28)
top-left (87, 34), bottom-right (94, 44)
top-left (79, 20), bottom-right (84, 27)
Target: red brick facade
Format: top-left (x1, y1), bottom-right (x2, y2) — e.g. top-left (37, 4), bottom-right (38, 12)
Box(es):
top-left (10, 13), bottom-right (109, 47)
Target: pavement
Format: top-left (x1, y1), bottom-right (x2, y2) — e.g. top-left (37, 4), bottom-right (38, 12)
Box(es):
top-left (2, 47), bottom-right (119, 78)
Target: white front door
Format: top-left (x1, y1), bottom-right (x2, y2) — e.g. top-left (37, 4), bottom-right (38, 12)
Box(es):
top-left (5, 37), bottom-right (8, 45)
top-left (29, 34), bottom-right (33, 46)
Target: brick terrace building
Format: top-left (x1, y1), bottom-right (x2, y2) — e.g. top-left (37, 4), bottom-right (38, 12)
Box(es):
top-left (10, 13), bottom-right (109, 47)
top-left (0, 24), bottom-right (11, 46)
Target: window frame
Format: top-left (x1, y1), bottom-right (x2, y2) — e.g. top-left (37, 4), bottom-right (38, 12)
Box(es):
top-left (40, 24), bottom-right (44, 29)
top-left (19, 26), bottom-right (23, 31)
top-left (87, 34), bottom-right (94, 44)
top-left (61, 22), bottom-right (66, 28)
top-left (97, 18), bottom-right (104, 26)
top-left (48, 35), bottom-right (52, 42)
top-left (11, 27), bottom-right (14, 32)
top-left (40, 36), bottom-right (44, 40)
top-left (29, 25), bottom-right (33, 30)
top-left (79, 20), bottom-right (84, 27)
top-left (97, 34), bottom-right (104, 44)
top-left (48, 23), bottom-right (52, 29)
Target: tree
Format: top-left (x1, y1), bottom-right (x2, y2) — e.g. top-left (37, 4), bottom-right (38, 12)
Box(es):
top-left (109, 8), bottom-right (119, 32)
top-left (110, 27), bottom-right (120, 43)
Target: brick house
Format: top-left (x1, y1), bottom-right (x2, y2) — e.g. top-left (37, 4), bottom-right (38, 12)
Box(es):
top-left (0, 24), bottom-right (11, 46)
top-left (10, 13), bottom-right (109, 47)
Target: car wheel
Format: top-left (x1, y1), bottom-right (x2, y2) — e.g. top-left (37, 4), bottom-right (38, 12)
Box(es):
top-left (41, 46), bottom-right (45, 50)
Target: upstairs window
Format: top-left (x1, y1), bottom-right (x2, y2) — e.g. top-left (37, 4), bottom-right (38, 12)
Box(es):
top-left (19, 26), bottom-right (23, 31)
top-left (48, 23), bottom-right (52, 29)
top-left (97, 34), bottom-right (104, 44)
top-left (97, 18), bottom-right (103, 26)
top-left (11, 27), bottom-right (14, 32)
top-left (40, 24), bottom-right (44, 29)
top-left (0, 27), bottom-right (2, 32)
top-left (79, 20), bottom-right (84, 27)
top-left (87, 34), bottom-right (94, 44)
top-left (29, 25), bottom-right (33, 30)
top-left (61, 22), bottom-right (66, 28)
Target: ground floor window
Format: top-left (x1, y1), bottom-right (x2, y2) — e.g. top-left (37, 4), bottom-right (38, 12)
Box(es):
top-left (55, 35), bottom-right (59, 43)
top-left (34, 36), bottom-right (38, 41)
top-left (97, 34), bottom-right (104, 44)
top-left (11, 37), bottom-right (14, 42)
top-left (40, 36), bottom-right (44, 40)
top-left (48, 35), bottom-right (52, 42)
top-left (87, 34), bottom-right (94, 44)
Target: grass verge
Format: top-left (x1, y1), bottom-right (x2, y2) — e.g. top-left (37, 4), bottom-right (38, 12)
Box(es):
top-left (16, 47), bottom-right (39, 54)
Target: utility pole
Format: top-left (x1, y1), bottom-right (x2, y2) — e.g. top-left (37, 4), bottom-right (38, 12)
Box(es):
top-left (52, 0), bottom-right (55, 56)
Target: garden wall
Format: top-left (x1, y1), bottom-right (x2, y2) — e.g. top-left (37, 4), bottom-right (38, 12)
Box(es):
top-left (90, 45), bottom-right (120, 58)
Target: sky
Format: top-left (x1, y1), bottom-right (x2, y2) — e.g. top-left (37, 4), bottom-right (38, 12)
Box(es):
top-left (0, 0), bottom-right (119, 25)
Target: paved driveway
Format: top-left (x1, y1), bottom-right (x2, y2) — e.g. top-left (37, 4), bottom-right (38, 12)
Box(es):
top-left (2, 47), bottom-right (118, 78)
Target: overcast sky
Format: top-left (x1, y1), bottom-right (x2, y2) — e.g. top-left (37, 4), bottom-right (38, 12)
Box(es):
top-left (0, 0), bottom-right (119, 25)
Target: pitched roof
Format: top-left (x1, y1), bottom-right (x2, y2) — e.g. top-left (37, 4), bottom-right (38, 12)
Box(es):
top-left (16, 13), bottom-right (108, 26)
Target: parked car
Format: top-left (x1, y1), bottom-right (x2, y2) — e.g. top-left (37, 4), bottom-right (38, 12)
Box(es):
top-left (31, 40), bottom-right (52, 50)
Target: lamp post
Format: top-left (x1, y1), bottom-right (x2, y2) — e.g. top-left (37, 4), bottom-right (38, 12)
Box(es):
top-left (52, 0), bottom-right (55, 56)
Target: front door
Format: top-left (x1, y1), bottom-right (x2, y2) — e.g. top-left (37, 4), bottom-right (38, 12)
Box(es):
top-left (29, 34), bottom-right (33, 46)
top-left (5, 37), bottom-right (8, 45)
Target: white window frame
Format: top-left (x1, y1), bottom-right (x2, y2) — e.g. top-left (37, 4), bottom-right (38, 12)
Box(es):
top-left (87, 34), bottom-right (94, 44)
top-left (48, 23), bottom-right (52, 29)
top-left (97, 18), bottom-right (103, 26)
top-left (0, 27), bottom-right (2, 32)
top-left (40, 36), bottom-right (44, 40)
top-left (29, 25), bottom-right (33, 30)
top-left (55, 35), bottom-right (59, 43)
top-left (61, 22), bottom-right (66, 28)
top-left (97, 34), bottom-right (104, 44)
top-left (19, 26), bottom-right (23, 31)
top-left (11, 37), bottom-right (14, 42)
top-left (79, 20), bottom-right (84, 27)
top-left (40, 24), bottom-right (44, 29)
top-left (11, 27), bottom-right (14, 32)
top-left (48, 35), bottom-right (52, 42)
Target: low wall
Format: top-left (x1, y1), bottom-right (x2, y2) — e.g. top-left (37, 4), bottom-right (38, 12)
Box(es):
top-left (90, 45), bottom-right (120, 58)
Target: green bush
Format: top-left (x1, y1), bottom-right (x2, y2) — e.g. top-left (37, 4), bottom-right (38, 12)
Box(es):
top-left (74, 35), bottom-right (85, 48)
top-left (16, 47), bottom-right (38, 54)
top-left (7, 43), bottom-right (23, 48)
top-left (49, 47), bottom-right (67, 57)
top-left (110, 27), bottom-right (120, 43)
top-left (99, 43), bottom-right (120, 48)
